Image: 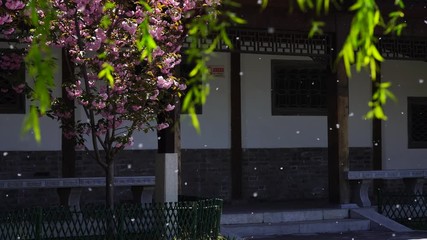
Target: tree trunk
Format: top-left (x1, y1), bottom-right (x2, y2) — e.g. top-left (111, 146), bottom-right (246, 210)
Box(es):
top-left (106, 160), bottom-right (115, 210)
top-left (105, 159), bottom-right (116, 238)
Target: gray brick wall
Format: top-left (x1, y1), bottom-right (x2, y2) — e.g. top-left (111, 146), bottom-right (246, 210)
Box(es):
top-left (0, 147), bottom-right (372, 210)
top-left (242, 148), bottom-right (329, 201)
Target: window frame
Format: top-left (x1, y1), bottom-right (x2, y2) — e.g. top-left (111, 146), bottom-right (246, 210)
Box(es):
top-left (407, 97), bottom-right (427, 148)
top-left (0, 49), bottom-right (26, 114)
top-left (271, 59), bottom-right (328, 116)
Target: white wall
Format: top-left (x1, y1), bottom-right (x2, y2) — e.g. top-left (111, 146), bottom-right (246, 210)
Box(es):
top-left (180, 52), bottom-right (231, 149)
top-left (348, 69), bottom-right (372, 147)
top-left (5, 49), bottom-right (424, 159)
top-left (382, 60), bottom-right (427, 169)
top-left (0, 46), bottom-right (62, 151)
top-left (241, 54), bottom-right (328, 148)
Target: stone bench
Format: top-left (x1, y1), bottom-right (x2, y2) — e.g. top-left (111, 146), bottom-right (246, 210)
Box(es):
top-left (0, 176), bottom-right (155, 210)
top-left (345, 170), bottom-right (426, 207)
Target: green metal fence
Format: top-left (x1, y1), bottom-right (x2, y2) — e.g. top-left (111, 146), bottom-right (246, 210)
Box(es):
top-left (378, 190), bottom-right (427, 230)
top-left (0, 199), bottom-right (223, 240)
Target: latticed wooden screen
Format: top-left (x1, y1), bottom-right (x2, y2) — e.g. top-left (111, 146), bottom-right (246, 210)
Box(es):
top-left (0, 49), bottom-right (26, 114)
top-left (271, 60), bottom-right (328, 116)
top-left (408, 97), bottom-right (427, 148)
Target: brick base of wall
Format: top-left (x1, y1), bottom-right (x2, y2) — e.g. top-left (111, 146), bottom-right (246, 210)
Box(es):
top-left (0, 148), bottom-right (372, 210)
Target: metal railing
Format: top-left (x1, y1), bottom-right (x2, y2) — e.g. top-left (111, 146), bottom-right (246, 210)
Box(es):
top-left (0, 198), bottom-right (223, 240)
top-left (378, 189), bottom-right (427, 230)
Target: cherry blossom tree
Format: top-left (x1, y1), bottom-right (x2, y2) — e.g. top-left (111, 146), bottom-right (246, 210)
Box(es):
top-left (0, 0), bottom-right (240, 209)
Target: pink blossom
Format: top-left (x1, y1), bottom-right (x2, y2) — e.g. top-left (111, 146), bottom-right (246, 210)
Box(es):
top-left (157, 76), bottom-right (173, 89)
top-left (150, 90), bottom-right (159, 100)
top-left (92, 100), bottom-right (106, 109)
top-left (99, 93), bottom-right (108, 101)
top-left (5, 0), bottom-right (25, 10)
top-left (65, 87), bottom-right (82, 99)
top-left (63, 130), bottom-right (77, 139)
top-left (17, 0), bottom-right (222, 166)
top-left (168, 8), bottom-right (181, 22)
top-left (149, 26), bottom-right (164, 41)
top-left (0, 53), bottom-right (23, 70)
top-left (165, 104), bottom-right (175, 112)
top-left (157, 123), bottom-right (169, 130)
top-left (2, 28), bottom-right (14, 35)
top-left (121, 21), bottom-right (137, 35)
top-left (0, 14), bottom-right (12, 25)
top-left (183, 0), bottom-right (196, 12)
top-left (178, 84), bottom-right (187, 90)
top-left (79, 99), bottom-right (89, 106)
top-left (125, 137), bottom-right (134, 147)
top-left (152, 47), bottom-right (165, 58)
top-left (132, 105), bottom-right (142, 111)
top-left (12, 84), bottom-right (26, 94)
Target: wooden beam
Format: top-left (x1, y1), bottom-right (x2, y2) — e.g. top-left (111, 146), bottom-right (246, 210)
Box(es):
top-left (59, 48), bottom-right (76, 206)
top-left (156, 102), bottom-right (180, 202)
top-left (372, 65), bottom-right (383, 193)
top-left (328, 13), bottom-right (351, 204)
top-left (372, 65), bottom-right (382, 171)
top-left (230, 51), bottom-right (243, 200)
top-left (157, 108), bottom-right (179, 154)
top-left (61, 49), bottom-right (76, 178)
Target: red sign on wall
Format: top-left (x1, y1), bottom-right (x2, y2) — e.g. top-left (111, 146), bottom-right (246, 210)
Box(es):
top-left (208, 65), bottom-right (225, 78)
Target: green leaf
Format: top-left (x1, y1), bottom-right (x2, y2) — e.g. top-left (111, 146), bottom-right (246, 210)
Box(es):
top-left (140, 1), bottom-right (153, 12)
top-left (98, 62), bottom-right (115, 87)
top-left (188, 25), bottom-right (199, 35)
top-left (370, 58), bottom-right (377, 80)
top-left (228, 12), bottom-right (247, 24)
top-left (297, 0), bottom-right (307, 11)
top-left (261, 0), bottom-right (268, 10)
top-left (220, 29), bottom-right (233, 49)
top-left (22, 106), bottom-right (41, 142)
top-left (379, 91), bottom-right (387, 104)
top-left (379, 82), bottom-right (391, 88)
top-left (365, 110), bottom-right (374, 119)
top-left (98, 52), bottom-right (107, 59)
top-left (374, 106), bottom-right (386, 120)
top-left (189, 63), bottom-right (201, 77)
top-left (316, 0), bottom-right (322, 15)
top-left (100, 16), bottom-right (112, 29)
top-left (205, 37), bottom-right (219, 54)
top-left (324, 0), bottom-right (330, 14)
top-left (385, 89), bottom-right (397, 102)
top-left (374, 10), bottom-right (380, 24)
top-left (189, 107), bottom-right (201, 134)
top-left (103, 1), bottom-right (116, 11)
top-left (371, 45), bottom-right (384, 61)
top-left (308, 21), bottom-right (325, 37)
top-left (349, 0), bottom-right (362, 11)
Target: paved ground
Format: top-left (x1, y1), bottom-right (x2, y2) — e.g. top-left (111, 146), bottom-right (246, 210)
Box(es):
top-left (249, 230), bottom-right (427, 239)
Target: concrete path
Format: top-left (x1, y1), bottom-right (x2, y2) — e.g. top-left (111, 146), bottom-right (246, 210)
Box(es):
top-left (251, 230), bottom-right (427, 239)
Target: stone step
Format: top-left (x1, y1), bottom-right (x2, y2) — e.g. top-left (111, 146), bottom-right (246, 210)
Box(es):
top-left (221, 208), bottom-right (349, 225)
top-left (221, 218), bottom-right (371, 238)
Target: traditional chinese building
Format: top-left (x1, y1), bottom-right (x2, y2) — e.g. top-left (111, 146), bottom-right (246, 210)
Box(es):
top-left (0, 0), bottom-right (426, 210)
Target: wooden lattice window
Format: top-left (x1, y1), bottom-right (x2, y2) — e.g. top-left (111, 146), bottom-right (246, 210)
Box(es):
top-left (408, 97), bottom-right (427, 148)
top-left (271, 60), bottom-right (327, 116)
top-left (0, 50), bottom-right (26, 114)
